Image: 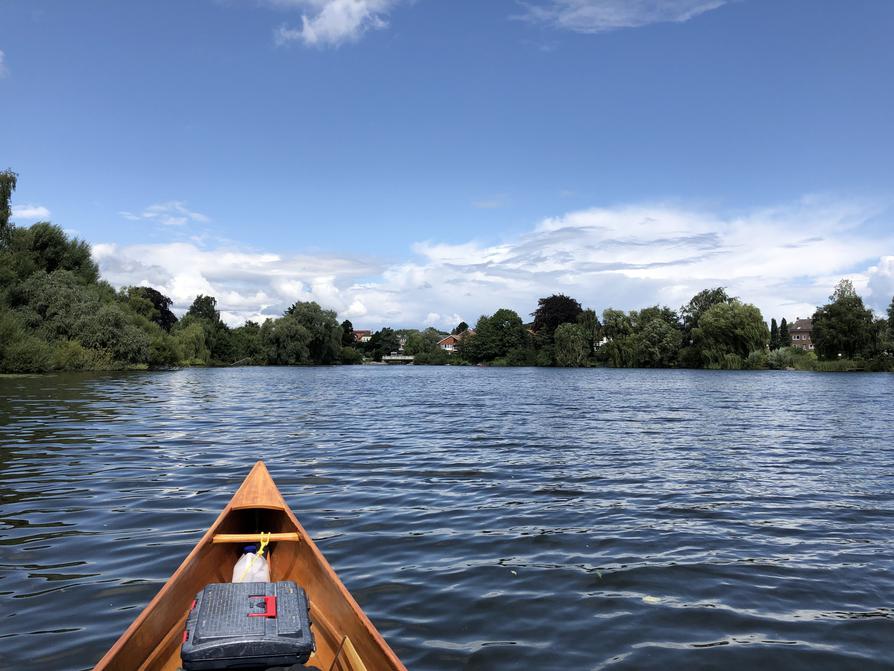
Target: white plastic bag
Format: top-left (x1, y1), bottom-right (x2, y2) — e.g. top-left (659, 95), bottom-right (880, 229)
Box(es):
top-left (232, 546), bottom-right (270, 583)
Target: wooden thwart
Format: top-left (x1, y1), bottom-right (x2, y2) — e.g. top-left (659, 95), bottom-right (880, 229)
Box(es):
top-left (211, 532), bottom-right (301, 544)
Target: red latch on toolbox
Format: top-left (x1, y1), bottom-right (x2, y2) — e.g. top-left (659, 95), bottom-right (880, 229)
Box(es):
top-left (248, 595), bottom-right (277, 618)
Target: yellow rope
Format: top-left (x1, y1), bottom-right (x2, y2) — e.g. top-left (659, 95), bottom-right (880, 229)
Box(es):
top-left (236, 531), bottom-right (270, 583)
top-left (257, 531), bottom-right (271, 557)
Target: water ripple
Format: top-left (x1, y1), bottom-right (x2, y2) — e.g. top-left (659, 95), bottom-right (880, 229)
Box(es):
top-left (0, 367), bottom-right (893, 670)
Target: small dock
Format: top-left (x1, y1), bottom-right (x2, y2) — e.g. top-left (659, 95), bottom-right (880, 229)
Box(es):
top-left (381, 355), bottom-right (414, 365)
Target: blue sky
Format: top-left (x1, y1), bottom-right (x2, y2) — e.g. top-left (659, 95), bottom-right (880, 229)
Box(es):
top-left (2, 1), bottom-right (893, 327)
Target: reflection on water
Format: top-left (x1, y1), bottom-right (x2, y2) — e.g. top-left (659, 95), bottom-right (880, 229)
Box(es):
top-left (1, 367), bottom-right (893, 670)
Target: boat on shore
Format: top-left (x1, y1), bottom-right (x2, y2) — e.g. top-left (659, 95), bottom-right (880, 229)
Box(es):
top-left (94, 461), bottom-right (406, 671)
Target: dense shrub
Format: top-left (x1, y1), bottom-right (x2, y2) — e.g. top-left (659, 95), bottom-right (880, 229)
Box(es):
top-left (2, 336), bottom-right (54, 372)
top-left (744, 349), bottom-right (768, 370)
top-left (413, 349), bottom-right (452, 365)
top-left (341, 346), bottom-right (364, 364)
top-left (505, 347), bottom-right (537, 366)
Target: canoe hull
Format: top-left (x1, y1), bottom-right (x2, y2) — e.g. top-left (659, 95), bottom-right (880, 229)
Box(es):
top-left (93, 462), bottom-right (406, 671)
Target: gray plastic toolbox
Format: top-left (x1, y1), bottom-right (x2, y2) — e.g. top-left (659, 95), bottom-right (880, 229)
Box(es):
top-left (181, 581), bottom-right (314, 670)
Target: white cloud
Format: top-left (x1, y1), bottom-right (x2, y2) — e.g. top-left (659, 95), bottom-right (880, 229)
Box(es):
top-left (120, 201), bottom-right (210, 227)
top-left (866, 256), bottom-right (894, 312)
top-left (94, 197), bottom-right (894, 328)
top-left (0, 50), bottom-right (8, 78)
top-left (273, 0), bottom-right (396, 47)
top-left (521, 0), bottom-right (729, 33)
top-left (92, 241), bottom-right (384, 326)
top-left (11, 204), bottom-right (51, 220)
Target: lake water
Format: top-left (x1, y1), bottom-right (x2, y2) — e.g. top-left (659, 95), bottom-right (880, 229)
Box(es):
top-left (1, 367), bottom-right (892, 670)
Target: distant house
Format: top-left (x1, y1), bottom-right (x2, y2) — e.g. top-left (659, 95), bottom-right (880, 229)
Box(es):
top-left (438, 329), bottom-right (473, 353)
top-left (789, 318), bottom-right (814, 350)
top-left (353, 330), bottom-right (372, 343)
top-left (437, 334), bottom-right (461, 352)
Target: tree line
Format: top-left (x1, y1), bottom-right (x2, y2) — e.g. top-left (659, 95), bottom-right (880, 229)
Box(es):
top-left (1, 170), bottom-right (892, 372)
top-left (448, 284), bottom-right (893, 371)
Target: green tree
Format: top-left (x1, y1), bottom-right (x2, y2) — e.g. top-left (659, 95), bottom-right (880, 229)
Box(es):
top-left (340, 345), bottom-right (364, 364)
top-left (182, 294), bottom-right (235, 362)
top-left (865, 317), bottom-right (889, 360)
top-left (597, 306), bottom-right (681, 368)
top-left (635, 305), bottom-right (679, 329)
top-left (532, 294), bottom-right (583, 341)
top-left (9, 270), bottom-right (98, 341)
top-left (769, 318), bottom-right (779, 350)
top-left (459, 309), bottom-right (528, 363)
top-left (554, 322), bottom-right (589, 367)
top-left (812, 279), bottom-right (875, 360)
top-left (188, 294), bottom-right (220, 322)
top-left (0, 169), bottom-right (17, 244)
top-left (1, 222), bottom-right (99, 286)
top-left (680, 287), bottom-right (731, 337)
top-left (340, 319), bottom-right (355, 346)
top-left (0, 306), bottom-right (52, 372)
top-left (367, 327), bottom-right (400, 361)
top-left (147, 332), bottom-right (181, 367)
top-left (285, 301), bottom-right (342, 363)
top-left (0, 172), bottom-right (203, 372)
top-left (779, 318), bottom-right (791, 348)
top-left (631, 313), bottom-right (682, 367)
top-left (125, 286), bottom-right (177, 331)
top-left (452, 321), bottom-right (469, 335)
top-left (678, 288), bottom-right (731, 367)
top-left (173, 321), bottom-right (209, 364)
top-left (598, 308), bottom-right (634, 367)
top-left (16, 274), bottom-right (136, 361)
top-left (576, 308), bottom-right (601, 356)
top-left (231, 320), bottom-right (264, 364)
top-left (76, 303), bottom-right (151, 363)
top-left (260, 315), bottom-right (310, 364)
top-left (693, 300), bottom-right (769, 368)
top-left (404, 328), bottom-right (442, 356)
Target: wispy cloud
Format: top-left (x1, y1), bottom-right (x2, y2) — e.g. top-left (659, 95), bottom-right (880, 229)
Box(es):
top-left (520, 0), bottom-right (729, 33)
top-left (120, 201), bottom-right (210, 227)
top-left (259, 1), bottom-right (728, 48)
top-left (0, 50), bottom-right (8, 78)
top-left (95, 196), bottom-right (894, 328)
top-left (273, 0), bottom-right (397, 47)
top-left (473, 194), bottom-right (510, 209)
top-left (11, 204), bottom-right (51, 220)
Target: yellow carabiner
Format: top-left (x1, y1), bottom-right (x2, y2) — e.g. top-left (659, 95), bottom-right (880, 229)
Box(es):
top-left (257, 531), bottom-right (271, 557)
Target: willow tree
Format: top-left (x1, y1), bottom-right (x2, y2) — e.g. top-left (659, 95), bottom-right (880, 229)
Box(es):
top-left (285, 301), bottom-right (343, 364)
top-left (693, 300), bottom-right (769, 368)
top-left (554, 323), bottom-right (590, 367)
